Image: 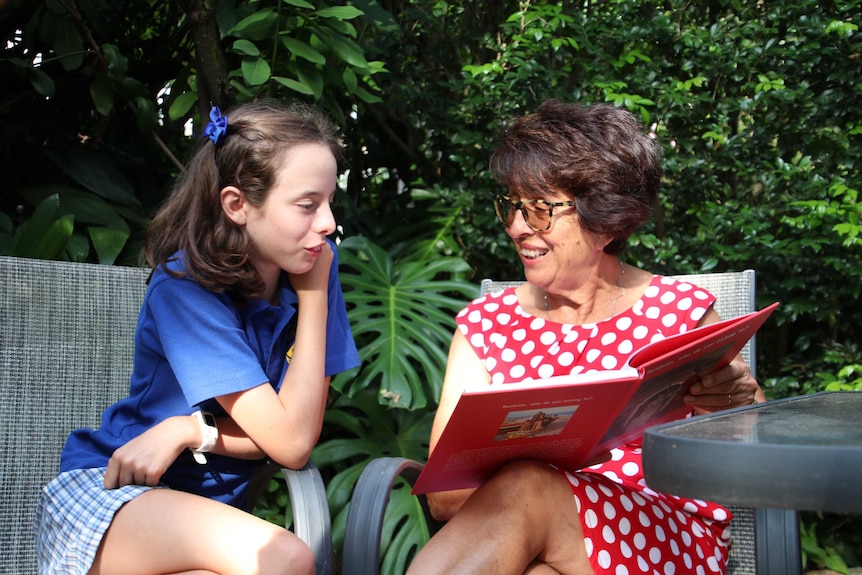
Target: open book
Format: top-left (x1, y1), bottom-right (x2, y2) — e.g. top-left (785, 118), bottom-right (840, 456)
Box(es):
top-left (411, 302), bottom-right (779, 494)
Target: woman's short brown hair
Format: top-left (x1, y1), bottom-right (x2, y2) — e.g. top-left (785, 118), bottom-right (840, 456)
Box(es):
top-left (489, 99), bottom-right (661, 254)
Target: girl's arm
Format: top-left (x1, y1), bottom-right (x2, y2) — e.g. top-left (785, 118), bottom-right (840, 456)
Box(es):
top-left (216, 245), bottom-right (332, 469)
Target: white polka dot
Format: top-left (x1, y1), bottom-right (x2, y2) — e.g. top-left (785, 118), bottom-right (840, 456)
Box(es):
top-left (601, 355), bottom-right (619, 369)
top-left (622, 461), bottom-right (640, 476)
top-left (619, 517), bottom-right (632, 535)
top-left (484, 357), bottom-right (497, 372)
top-left (632, 325), bottom-right (649, 340)
top-left (633, 532), bottom-right (647, 550)
top-left (603, 501), bottom-right (617, 520)
top-left (602, 524), bottom-right (616, 544)
top-left (661, 312), bottom-right (678, 327)
top-left (615, 565), bottom-right (630, 575)
top-left (639, 511), bottom-right (651, 527)
top-left (586, 348), bottom-right (601, 363)
top-left (670, 539), bottom-right (680, 556)
top-left (469, 333), bottom-right (485, 348)
top-left (644, 285), bottom-right (660, 298)
top-left (706, 556), bottom-right (720, 572)
top-left (646, 306), bottom-right (661, 319)
top-left (467, 309), bottom-right (482, 323)
top-left (585, 485), bottom-right (600, 503)
top-left (537, 364), bottom-right (555, 379)
top-left (660, 291), bottom-right (677, 304)
top-left (584, 536), bottom-right (594, 557)
top-left (601, 332), bottom-right (617, 346)
top-left (655, 524), bottom-right (666, 542)
top-left (540, 330), bottom-right (557, 345)
top-left (712, 507), bottom-right (728, 521)
top-left (598, 550), bottom-right (612, 569)
top-left (512, 328), bottom-right (527, 341)
top-left (509, 364), bottom-right (525, 379)
top-left (558, 351), bottom-right (574, 366)
top-left (684, 553), bottom-right (693, 569)
top-left (637, 555), bottom-right (649, 572)
top-left (681, 531), bottom-right (692, 547)
top-left (617, 339), bottom-right (634, 355)
top-left (496, 312), bottom-right (511, 324)
top-left (529, 317), bottom-right (546, 330)
top-left (677, 297), bottom-right (693, 311)
top-left (620, 494), bottom-right (634, 512)
top-left (521, 340), bottom-right (535, 354)
top-left (620, 540), bottom-right (633, 558)
top-left (663, 561), bottom-right (676, 575)
top-left (616, 315), bottom-right (633, 331)
top-left (649, 547), bottom-right (661, 564)
top-left (501, 348), bottom-right (516, 362)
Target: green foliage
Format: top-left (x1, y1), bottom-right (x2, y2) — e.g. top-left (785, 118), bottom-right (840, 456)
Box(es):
top-left (800, 512), bottom-right (862, 574)
top-left (333, 232), bottom-right (477, 410)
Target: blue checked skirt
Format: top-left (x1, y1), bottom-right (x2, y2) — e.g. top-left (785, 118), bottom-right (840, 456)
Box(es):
top-left (35, 467), bottom-right (160, 575)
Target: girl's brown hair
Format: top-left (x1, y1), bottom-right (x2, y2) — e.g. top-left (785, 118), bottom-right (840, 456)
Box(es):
top-left (144, 100), bottom-right (343, 302)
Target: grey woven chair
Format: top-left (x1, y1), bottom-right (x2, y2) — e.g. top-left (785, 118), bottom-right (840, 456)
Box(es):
top-left (342, 270), bottom-right (802, 575)
top-left (0, 256), bottom-right (332, 575)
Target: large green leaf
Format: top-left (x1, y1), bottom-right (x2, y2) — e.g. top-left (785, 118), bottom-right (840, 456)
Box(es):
top-left (44, 148), bottom-right (140, 208)
top-left (333, 235), bottom-right (476, 410)
top-left (12, 194), bottom-right (74, 260)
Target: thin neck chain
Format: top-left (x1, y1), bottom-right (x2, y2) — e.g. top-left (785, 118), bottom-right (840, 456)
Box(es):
top-left (544, 259), bottom-right (626, 322)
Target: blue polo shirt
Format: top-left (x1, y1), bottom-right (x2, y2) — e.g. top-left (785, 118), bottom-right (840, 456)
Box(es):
top-left (60, 241), bottom-right (360, 508)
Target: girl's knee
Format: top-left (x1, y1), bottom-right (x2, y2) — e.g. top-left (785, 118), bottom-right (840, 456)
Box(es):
top-left (259, 530), bottom-right (315, 575)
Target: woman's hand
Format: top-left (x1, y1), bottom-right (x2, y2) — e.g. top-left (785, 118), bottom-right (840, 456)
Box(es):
top-left (684, 359), bottom-right (765, 414)
top-left (103, 416), bottom-right (195, 489)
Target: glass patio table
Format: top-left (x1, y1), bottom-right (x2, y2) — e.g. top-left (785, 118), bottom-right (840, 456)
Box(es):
top-left (642, 390), bottom-right (862, 513)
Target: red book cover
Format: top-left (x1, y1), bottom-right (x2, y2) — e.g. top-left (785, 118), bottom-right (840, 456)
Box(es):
top-left (411, 302), bottom-right (779, 494)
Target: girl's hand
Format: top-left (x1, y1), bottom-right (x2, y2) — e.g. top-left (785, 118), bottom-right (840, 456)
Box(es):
top-left (684, 359), bottom-right (764, 414)
top-left (288, 241), bottom-right (333, 295)
top-left (103, 416), bottom-right (195, 489)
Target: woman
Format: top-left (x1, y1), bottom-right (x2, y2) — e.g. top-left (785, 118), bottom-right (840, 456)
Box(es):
top-left (36, 101), bottom-right (360, 575)
top-left (407, 100), bottom-right (764, 575)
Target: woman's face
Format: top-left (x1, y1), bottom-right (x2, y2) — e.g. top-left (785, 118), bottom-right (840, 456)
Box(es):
top-left (505, 191), bottom-right (608, 293)
top-left (243, 143), bottom-right (337, 279)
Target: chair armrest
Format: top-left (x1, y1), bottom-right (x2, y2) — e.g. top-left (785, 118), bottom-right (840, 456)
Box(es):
top-left (282, 462), bottom-right (333, 575)
top-left (342, 457), bottom-right (443, 575)
top-left (248, 461), bottom-right (333, 575)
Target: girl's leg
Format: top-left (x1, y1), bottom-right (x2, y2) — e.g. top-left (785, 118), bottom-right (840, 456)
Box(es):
top-left (406, 460), bottom-right (594, 575)
top-left (90, 488), bottom-right (314, 575)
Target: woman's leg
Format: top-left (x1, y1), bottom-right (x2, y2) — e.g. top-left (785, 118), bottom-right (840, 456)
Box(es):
top-left (406, 460), bottom-right (594, 575)
top-left (90, 488), bottom-right (314, 575)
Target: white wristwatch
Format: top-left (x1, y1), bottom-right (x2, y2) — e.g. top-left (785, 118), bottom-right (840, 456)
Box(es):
top-left (191, 410), bottom-right (218, 464)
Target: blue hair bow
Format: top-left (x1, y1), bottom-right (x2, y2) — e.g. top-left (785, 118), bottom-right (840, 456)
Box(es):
top-left (203, 105), bottom-right (228, 145)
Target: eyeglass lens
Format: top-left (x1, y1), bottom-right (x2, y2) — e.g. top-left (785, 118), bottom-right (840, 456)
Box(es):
top-left (494, 196), bottom-right (551, 231)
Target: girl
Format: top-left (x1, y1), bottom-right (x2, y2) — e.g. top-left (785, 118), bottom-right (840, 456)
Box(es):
top-left (36, 101), bottom-right (360, 575)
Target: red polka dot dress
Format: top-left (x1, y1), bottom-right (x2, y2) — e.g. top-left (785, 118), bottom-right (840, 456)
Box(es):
top-left (455, 275), bottom-right (732, 575)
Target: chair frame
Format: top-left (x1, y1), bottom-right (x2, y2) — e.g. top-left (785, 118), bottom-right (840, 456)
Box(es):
top-left (342, 270), bottom-right (802, 575)
top-left (0, 256), bottom-right (332, 575)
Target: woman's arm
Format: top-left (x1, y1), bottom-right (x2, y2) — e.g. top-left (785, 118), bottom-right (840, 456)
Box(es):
top-left (683, 306), bottom-right (766, 413)
top-left (425, 329), bottom-right (492, 521)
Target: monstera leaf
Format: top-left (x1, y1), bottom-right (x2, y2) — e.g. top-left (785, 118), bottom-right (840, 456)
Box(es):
top-left (333, 235), bottom-right (478, 410)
